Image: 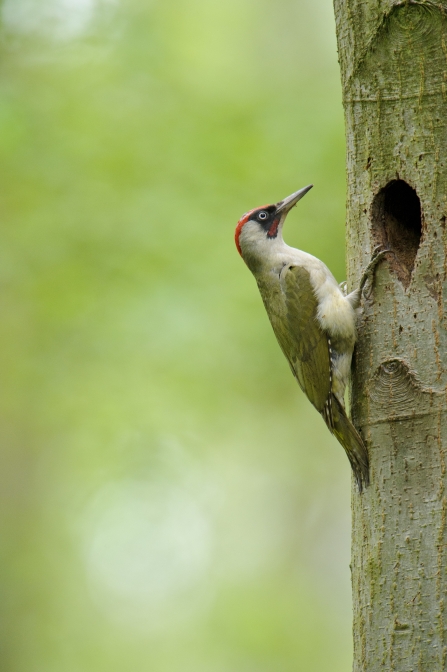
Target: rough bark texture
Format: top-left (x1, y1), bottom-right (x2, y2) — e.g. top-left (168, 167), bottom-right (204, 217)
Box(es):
top-left (333, 1), bottom-right (447, 670)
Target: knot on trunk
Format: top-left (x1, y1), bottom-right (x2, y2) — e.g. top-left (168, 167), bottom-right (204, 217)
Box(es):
top-left (368, 359), bottom-right (443, 416)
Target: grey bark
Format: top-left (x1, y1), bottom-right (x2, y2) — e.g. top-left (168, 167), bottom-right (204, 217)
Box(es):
top-left (333, 1), bottom-right (447, 670)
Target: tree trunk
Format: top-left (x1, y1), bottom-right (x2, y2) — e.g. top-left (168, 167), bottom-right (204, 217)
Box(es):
top-left (333, 1), bottom-right (447, 670)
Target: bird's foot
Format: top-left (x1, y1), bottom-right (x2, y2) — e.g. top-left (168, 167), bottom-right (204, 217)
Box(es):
top-left (339, 280), bottom-right (348, 296)
top-left (360, 245), bottom-right (394, 299)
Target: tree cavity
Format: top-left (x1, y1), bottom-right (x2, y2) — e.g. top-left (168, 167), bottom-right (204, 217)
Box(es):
top-left (371, 180), bottom-right (422, 288)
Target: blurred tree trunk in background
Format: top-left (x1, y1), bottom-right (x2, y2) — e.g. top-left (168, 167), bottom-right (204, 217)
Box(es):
top-left (333, 1), bottom-right (447, 670)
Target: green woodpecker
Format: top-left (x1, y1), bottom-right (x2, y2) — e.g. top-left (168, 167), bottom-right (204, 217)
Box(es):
top-left (235, 185), bottom-right (386, 492)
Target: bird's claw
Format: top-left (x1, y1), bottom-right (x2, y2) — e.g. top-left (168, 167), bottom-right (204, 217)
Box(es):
top-left (360, 246), bottom-right (394, 299)
top-left (339, 280), bottom-right (348, 296)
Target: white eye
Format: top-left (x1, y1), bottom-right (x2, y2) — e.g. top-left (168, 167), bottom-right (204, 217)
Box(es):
top-left (257, 211), bottom-right (268, 221)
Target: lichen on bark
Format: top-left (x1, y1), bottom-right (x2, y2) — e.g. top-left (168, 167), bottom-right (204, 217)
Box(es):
top-left (333, 1), bottom-right (447, 669)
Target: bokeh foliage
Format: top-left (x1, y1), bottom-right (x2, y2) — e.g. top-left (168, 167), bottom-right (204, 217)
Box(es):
top-left (0, 1), bottom-right (351, 670)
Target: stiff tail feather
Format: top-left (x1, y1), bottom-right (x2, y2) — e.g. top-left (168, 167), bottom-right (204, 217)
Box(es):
top-left (328, 394), bottom-right (369, 492)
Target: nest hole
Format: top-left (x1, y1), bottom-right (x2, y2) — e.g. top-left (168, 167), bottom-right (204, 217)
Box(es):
top-left (371, 180), bottom-right (422, 287)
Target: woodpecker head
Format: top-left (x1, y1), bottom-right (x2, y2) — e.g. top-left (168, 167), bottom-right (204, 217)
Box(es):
top-left (235, 185), bottom-right (313, 270)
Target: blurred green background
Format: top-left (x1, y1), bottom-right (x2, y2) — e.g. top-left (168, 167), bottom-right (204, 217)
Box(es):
top-left (0, 1), bottom-right (351, 670)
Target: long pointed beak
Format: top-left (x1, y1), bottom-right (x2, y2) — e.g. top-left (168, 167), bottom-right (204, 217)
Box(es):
top-left (275, 184), bottom-right (313, 215)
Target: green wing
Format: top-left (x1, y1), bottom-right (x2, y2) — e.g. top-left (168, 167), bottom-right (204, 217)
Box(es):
top-left (279, 265), bottom-right (331, 414)
top-left (271, 265), bottom-right (369, 490)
